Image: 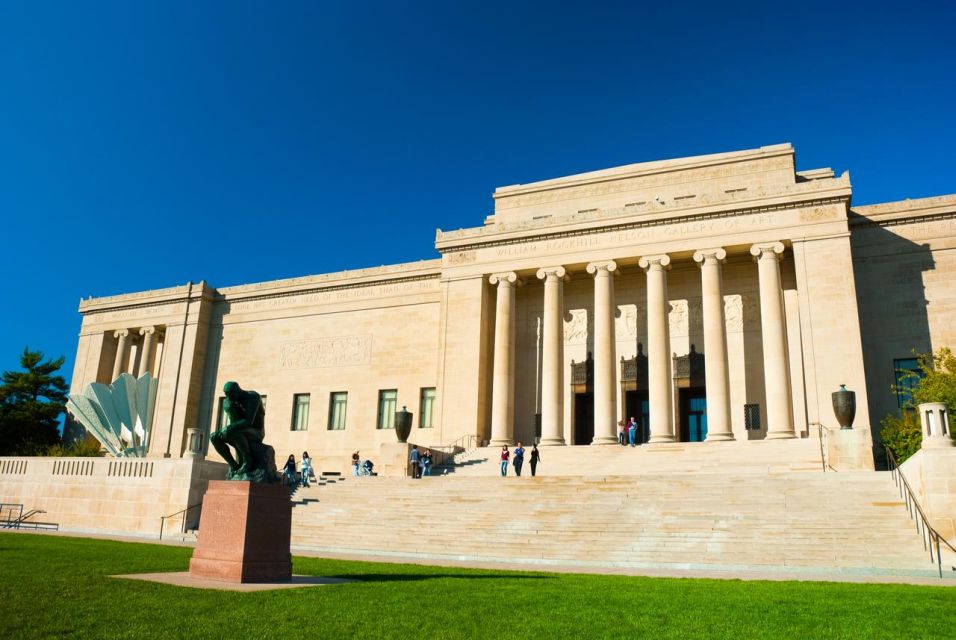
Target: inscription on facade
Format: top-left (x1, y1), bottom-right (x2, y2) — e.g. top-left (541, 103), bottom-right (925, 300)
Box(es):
top-left (279, 336), bottom-right (372, 369)
top-left (492, 214), bottom-right (775, 259)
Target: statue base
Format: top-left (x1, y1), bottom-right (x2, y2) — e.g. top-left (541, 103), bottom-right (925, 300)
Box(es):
top-left (188, 481), bottom-right (292, 583)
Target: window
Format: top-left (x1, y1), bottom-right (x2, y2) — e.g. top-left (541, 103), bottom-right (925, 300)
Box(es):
top-left (291, 394), bottom-right (310, 431)
top-left (328, 392), bottom-right (348, 430)
top-left (377, 389), bottom-right (397, 429)
top-left (894, 358), bottom-right (924, 408)
top-left (419, 388), bottom-right (436, 428)
top-left (744, 404), bottom-right (760, 430)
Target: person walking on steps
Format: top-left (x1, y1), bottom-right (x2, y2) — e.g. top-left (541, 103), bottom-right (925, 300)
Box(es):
top-left (529, 444), bottom-right (541, 477)
top-left (410, 445), bottom-right (421, 479)
top-left (283, 454), bottom-right (297, 488)
top-left (499, 445), bottom-right (510, 477)
top-left (513, 442), bottom-right (525, 476)
top-left (300, 451), bottom-right (313, 488)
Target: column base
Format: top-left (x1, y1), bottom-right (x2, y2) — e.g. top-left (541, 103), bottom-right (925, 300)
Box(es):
top-left (488, 438), bottom-right (513, 447)
top-left (591, 436), bottom-right (620, 445)
top-left (538, 438), bottom-right (566, 446)
top-left (648, 435), bottom-right (676, 444)
top-left (705, 432), bottom-right (735, 442)
top-left (766, 430), bottom-right (797, 440)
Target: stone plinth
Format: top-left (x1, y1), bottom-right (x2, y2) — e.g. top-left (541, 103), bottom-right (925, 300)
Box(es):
top-left (189, 481), bottom-right (291, 583)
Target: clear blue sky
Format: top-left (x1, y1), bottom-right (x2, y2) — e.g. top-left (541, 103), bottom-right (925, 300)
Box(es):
top-left (1, 1), bottom-right (954, 383)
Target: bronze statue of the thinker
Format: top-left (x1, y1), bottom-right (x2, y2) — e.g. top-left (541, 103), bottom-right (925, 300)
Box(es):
top-left (210, 381), bottom-right (278, 483)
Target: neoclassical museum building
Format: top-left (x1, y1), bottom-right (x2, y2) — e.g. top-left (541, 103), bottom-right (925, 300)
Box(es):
top-left (67, 144), bottom-right (956, 466)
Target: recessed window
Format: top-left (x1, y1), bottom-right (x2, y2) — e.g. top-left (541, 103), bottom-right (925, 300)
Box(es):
top-left (291, 394), bottom-right (310, 431)
top-left (328, 392), bottom-right (348, 430)
top-left (894, 358), bottom-right (924, 408)
top-left (377, 390), bottom-right (397, 429)
top-left (744, 404), bottom-right (760, 430)
top-left (420, 388), bottom-right (436, 428)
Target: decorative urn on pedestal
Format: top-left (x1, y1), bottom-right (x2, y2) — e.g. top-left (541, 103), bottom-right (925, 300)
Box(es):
top-left (394, 406), bottom-right (413, 443)
top-left (831, 384), bottom-right (856, 430)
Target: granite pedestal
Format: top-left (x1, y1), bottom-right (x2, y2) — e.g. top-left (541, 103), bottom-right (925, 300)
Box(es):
top-left (188, 480), bottom-right (292, 583)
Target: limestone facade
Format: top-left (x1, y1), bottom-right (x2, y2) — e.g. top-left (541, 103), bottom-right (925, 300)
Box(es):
top-left (66, 144), bottom-right (956, 466)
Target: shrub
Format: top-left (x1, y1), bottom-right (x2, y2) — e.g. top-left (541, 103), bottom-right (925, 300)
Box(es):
top-left (879, 411), bottom-right (922, 464)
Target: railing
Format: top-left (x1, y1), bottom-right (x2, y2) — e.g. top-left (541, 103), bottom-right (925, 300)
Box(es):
top-left (159, 502), bottom-right (203, 540)
top-left (814, 423), bottom-right (838, 472)
top-left (0, 504), bottom-right (59, 531)
top-left (886, 449), bottom-right (956, 578)
top-left (431, 434), bottom-right (482, 468)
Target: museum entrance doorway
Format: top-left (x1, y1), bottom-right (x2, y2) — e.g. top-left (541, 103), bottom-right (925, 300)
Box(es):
top-left (678, 388), bottom-right (708, 442)
top-left (623, 390), bottom-right (650, 444)
top-left (573, 393), bottom-right (594, 445)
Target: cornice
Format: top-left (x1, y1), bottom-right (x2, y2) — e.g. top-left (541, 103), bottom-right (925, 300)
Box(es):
top-left (437, 194), bottom-right (849, 254)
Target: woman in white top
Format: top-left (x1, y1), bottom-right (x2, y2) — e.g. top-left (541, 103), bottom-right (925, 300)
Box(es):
top-left (300, 451), bottom-right (313, 488)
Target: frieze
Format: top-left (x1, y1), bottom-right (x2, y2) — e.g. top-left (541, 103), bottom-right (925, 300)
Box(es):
top-left (279, 336), bottom-right (372, 369)
top-left (445, 251), bottom-right (477, 265)
top-left (491, 213), bottom-right (776, 259)
top-left (226, 278), bottom-right (439, 313)
top-left (799, 206), bottom-right (838, 222)
top-left (84, 303), bottom-right (185, 323)
top-left (615, 304), bottom-right (639, 339)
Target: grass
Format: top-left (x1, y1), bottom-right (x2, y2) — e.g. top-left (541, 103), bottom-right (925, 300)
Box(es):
top-left (1, 533), bottom-right (954, 639)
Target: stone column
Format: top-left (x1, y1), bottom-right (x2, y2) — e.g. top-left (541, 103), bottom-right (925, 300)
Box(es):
top-left (536, 266), bottom-right (568, 446)
top-left (489, 272), bottom-right (520, 446)
top-left (640, 254), bottom-right (674, 443)
top-left (693, 249), bottom-right (734, 441)
top-left (138, 326), bottom-right (157, 377)
top-left (587, 260), bottom-right (619, 445)
top-left (750, 242), bottom-right (795, 439)
top-left (112, 329), bottom-right (130, 381)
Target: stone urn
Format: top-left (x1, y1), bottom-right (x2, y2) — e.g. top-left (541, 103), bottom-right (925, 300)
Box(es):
top-left (394, 406), bottom-right (413, 443)
top-left (831, 384), bottom-right (856, 430)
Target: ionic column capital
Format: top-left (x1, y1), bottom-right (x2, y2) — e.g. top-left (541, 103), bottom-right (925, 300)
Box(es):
top-left (586, 260), bottom-right (618, 276)
top-left (536, 266), bottom-right (568, 282)
top-left (693, 248), bottom-right (727, 265)
top-left (750, 242), bottom-right (785, 261)
top-left (489, 271), bottom-right (520, 286)
top-left (638, 254), bottom-right (671, 271)
top-left (113, 329), bottom-right (130, 339)
top-left (139, 326), bottom-right (156, 337)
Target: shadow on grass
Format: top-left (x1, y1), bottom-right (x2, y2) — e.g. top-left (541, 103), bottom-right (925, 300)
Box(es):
top-left (325, 573), bottom-right (553, 583)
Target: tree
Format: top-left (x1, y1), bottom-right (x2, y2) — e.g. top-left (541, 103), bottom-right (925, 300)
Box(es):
top-left (0, 348), bottom-right (68, 455)
top-left (883, 347), bottom-right (956, 463)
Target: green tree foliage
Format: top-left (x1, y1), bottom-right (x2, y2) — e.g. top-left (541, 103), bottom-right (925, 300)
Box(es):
top-left (883, 347), bottom-right (956, 463)
top-left (0, 348), bottom-right (68, 455)
top-left (45, 439), bottom-right (103, 457)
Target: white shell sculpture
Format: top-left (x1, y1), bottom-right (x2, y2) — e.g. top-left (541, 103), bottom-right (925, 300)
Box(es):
top-left (66, 372), bottom-right (158, 457)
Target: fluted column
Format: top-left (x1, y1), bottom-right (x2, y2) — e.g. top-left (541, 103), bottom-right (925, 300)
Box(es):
top-left (489, 272), bottom-right (520, 446)
top-left (112, 329), bottom-right (130, 381)
top-left (750, 242), bottom-right (795, 439)
top-left (586, 260), bottom-right (619, 445)
top-left (640, 254), bottom-right (674, 443)
top-left (537, 266), bottom-right (568, 446)
top-left (138, 326), bottom-right (157, 377)
top-left (693, 249), bottom-right (734, 441)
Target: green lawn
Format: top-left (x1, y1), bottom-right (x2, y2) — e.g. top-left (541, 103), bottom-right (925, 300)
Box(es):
top-left (1, 533), bottom-right (954, 639)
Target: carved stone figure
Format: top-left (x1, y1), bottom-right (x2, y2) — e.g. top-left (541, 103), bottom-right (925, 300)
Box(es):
top-left (210, 381), bottom-right (279, 483)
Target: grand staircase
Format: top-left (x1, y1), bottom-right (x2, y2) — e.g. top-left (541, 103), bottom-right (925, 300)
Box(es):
top-left (288, 442), bottom-right (955, 578)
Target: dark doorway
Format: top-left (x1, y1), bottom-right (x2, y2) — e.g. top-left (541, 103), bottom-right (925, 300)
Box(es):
top-left (624, 390), bottom-right (650, 444)
top-left (574, 393), bottom-right (594, 445)
top-left (679, 388), bottom-right (708, 442)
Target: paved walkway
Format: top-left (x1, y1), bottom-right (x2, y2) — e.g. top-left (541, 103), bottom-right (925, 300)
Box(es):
top-left (9, 528), bottom-right (956, 587)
